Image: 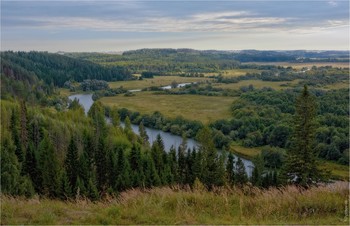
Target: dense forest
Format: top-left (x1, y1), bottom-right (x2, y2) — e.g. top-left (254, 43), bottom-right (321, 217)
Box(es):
top-left (1, 51), bottom-right (134, 87)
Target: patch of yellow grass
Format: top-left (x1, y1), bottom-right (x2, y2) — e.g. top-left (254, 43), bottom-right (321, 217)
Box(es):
top-left (100, 92), bottom-right (235, 123)
top-left (230, 145), bottom-right (262, 159)
top-left (204, 69), bottom-right (262, 77)
top-left (108, 76), bottom-right (211, 90)
top-left (1, 182), bottom-right (348, 225)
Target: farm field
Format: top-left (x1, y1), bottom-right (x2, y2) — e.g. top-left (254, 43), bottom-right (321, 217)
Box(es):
top-left (108, 76), bottom-right (211, 90)
top-left (100, 92), bottom-right (236, 123)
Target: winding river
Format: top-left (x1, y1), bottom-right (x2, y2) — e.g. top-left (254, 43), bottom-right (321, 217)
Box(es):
top-left (68, 92), bottom-right (254, 175)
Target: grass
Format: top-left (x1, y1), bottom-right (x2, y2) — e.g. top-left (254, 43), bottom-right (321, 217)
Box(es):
top-left (108, 76), bottom-right (211, 90)
top-left (204, 69), bottom-right (262, 77)
top-left (100, 92), bottom-right (236, 123)
top-left (1, 182), bottom-right (349, 224)
top-left (230, 145), bottom-right (263, 159)
top-left (320, 160), bottom-right (350, 181)
top-left (213, 79), bottom-right (301, 90)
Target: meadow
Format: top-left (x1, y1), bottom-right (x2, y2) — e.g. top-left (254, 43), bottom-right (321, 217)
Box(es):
top-left (100, 92), bottom-right (236, 123)
top-left (108, 76), bottom-right (211, 90)
top-left (1, 182), bottom-right (348, 225)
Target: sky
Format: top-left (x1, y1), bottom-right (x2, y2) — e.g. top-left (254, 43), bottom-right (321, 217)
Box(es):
top-left (1, 0), bottom-right (349, 52)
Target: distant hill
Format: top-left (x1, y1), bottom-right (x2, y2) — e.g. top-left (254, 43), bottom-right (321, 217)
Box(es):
top-left (1, 51), bottom-right (133, 87)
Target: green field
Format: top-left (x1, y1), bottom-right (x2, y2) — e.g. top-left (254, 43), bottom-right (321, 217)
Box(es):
top-left (100, 92), bottom-right (235, 123)
top-left (2, 182), bottom-right (348, 225)
top-left (213, 79), bottom-right (301, 90)
top-left (109, 76), bottom-right (211, 90)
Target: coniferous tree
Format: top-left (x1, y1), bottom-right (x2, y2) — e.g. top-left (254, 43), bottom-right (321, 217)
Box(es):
top-left (251, 154), bottom-right (264, 187)
top-left (1, 134), bottom-right (21, 195)
top-left (38, 134), bottom-right (60, 197)
top-left (129, 143), bottom-right (144, 187)
top-left (95, 137), bottom-right (109, 192)
top-left (226, 153), bottom-right (235, 185)
top-left (19, 100), bottom-right (28, 150)
top-left (87, 177), bottom-right (99, 201)
top-left (58, 170), bottom-right (73, 199)
top-left (65, 136), bottom-right (79, 189)
top-left (168, 145), bottom-right (178, 183)
top-left (115, 147), bottom-right (132, 191)
top-left (282, 85), bottom-right (326, 186)
top-left (197, 126), bottom-right (224, 187)
top-left (138, 121), bottom-right (149, 146)
top-left (110, 106), bottom-right (120, 127)
top-left (177, 145), bottom-right (186, 184)
top-left (235, 158), bottom-right (248, 186)
top-left (11, 108), bottom-right (24, 163)
top-left (22, 143), bottom-right (40, 191)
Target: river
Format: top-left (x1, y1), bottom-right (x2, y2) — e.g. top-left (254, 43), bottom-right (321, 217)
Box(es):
top-left (68, 92), bottom-right (254, 175)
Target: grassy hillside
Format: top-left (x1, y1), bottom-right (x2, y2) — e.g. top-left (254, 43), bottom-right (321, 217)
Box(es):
top-left (2, 182), bottom-right (349, 225)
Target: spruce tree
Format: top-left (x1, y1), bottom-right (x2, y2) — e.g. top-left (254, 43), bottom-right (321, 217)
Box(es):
top-left (95, 137), bottom-right (109, 192)
top-left (168, 145), bottom-right (178, 183)
top-left (65, 136), bottom-right (79, 189)
top-left (10, 108), bottom-right (24, 163)
top-left (197, 126), bottom-right (224, 188)
top-left (38, 134), bottom-right (60, 197)
top-left (251, 154), bottom-right (264, 187)
top-left (19, 100), bottom-right (28, 150)
top-left (226, 153), bottom-right (235, 185)
top-left (58, 170), bottom-right (73, 199)
top-left (138, 121), bottom-right (149, 146)
top-left (22, 143), bottom-right (40, 191)
top-left (110, 106), bottom-right (120, 127)
top-left (282, 85), bottom-right (326, 186)
top-left (235, 158), bottom-right (248, 185)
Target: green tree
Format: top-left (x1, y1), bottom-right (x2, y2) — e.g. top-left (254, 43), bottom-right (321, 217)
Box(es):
top-left (251, 154), bottom-right (264, 187)
top-left (38, 134), bottom-right (60, 197)
top-left (197, 126), bottom-right (225, 187)
top-left (226, 153), bottom-right (235, 185)
top-left (235, 158), bottom-right (248, 185)
top-left (282, 85), bottom-right (327, 186)
top-left (65, 137), bottom-right (79, 189)
top-left (138, 121), bottom-right (149, 146)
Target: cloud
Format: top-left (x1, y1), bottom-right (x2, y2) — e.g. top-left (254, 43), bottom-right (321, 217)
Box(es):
top-left (4, 10), bottom-right (290, 33)
top-left (328, 1), bottom-right (338, 7)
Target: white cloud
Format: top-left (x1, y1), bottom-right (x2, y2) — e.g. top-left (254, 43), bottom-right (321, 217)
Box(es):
top-left (328, 1), bottom-right (338, 7)
top-left (12, 11), bottom-right (289, 32)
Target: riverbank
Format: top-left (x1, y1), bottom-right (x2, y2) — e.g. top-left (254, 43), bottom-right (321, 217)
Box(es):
top-left (2, 181), bottom-right (348, 225)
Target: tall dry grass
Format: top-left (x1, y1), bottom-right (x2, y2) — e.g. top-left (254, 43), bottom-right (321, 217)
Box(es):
top-left (1, 182), bottom-right (349, 224)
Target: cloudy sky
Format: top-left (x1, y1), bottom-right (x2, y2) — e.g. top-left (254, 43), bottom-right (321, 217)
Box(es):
top-left (1, 0), bottom-right (349, 52)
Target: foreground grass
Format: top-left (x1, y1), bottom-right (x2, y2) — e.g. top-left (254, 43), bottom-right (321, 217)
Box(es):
top-left (100, 91), bottom-right (236, 123)
top-left (108, 76), bottom-right (211, 90)
top-left (2, 182), bottom-right (349, 225)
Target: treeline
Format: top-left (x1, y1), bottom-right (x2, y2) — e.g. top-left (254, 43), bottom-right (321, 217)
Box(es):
top-left (1, 51), bottom-right (134, 87)
top-left (212, 88), bottom-right (349, 164)
top-left (2, 99), bottom-right (280, 200)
